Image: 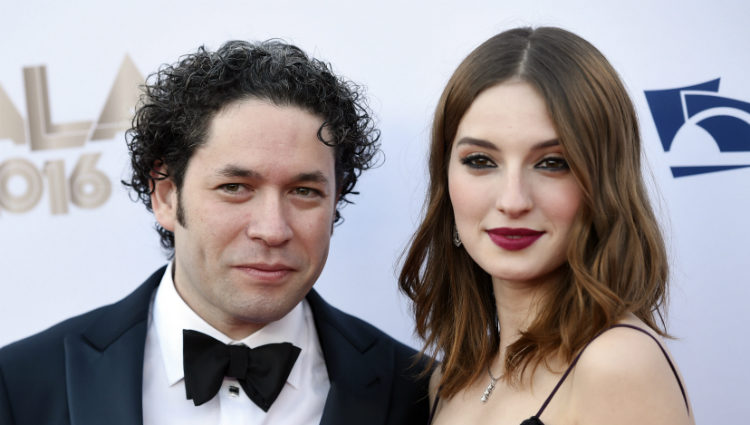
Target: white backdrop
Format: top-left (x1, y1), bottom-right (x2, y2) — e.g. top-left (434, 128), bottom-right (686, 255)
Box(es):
top-left (1, 1), bottom-right (748, 422)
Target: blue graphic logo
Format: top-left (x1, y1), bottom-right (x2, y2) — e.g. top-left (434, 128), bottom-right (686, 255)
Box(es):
top-left (644, 78), bottom-right (750, 177)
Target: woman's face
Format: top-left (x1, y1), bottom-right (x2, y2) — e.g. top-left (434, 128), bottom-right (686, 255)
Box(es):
top-left (448, 80), bottom-right (582, 287)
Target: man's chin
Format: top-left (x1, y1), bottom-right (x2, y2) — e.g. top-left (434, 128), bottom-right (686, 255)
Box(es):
top-left (230, 296), bottom-right (303, 324)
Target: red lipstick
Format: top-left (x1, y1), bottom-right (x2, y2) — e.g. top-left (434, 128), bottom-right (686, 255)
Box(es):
top-left (487, 228), bottom-right (544, 251)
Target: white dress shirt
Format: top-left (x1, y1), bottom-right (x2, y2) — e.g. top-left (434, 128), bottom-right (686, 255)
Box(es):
top-left (142, 262), bottom-right (330, 425)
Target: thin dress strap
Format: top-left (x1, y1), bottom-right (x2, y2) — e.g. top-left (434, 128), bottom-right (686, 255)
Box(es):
top-left (534, 324), bottom-right (690, 418)
top-left (427, 391), bottom-right (441, 424)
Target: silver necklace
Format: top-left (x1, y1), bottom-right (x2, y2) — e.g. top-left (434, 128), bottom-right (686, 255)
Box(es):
top-left (480, 366), bottom-right (500, 403)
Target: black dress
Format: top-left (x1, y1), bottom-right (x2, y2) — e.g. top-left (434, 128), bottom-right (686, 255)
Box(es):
top-left (428, 324), bottom-right (690, 424)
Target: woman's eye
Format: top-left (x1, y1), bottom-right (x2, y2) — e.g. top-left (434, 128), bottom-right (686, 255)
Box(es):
top-left (536, 157), bottom-right (570, 171)
top-left (460, 154), bottom-right (496, 169)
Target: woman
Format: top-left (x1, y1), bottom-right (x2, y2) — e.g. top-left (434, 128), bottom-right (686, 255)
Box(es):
top-left (399, 27), bottom-right (694, 424)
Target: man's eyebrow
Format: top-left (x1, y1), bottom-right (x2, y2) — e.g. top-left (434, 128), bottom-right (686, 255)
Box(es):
top-left (455, 137), bottom-right (560, 150)
top-left (216, 165), bottom-right (260, 179)
top-left (293, 171), bottom-right (330, 185)
top-left (216, 166), bottom-right (330, 185)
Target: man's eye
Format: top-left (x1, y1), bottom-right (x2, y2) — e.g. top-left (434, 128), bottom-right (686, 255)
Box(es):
top-left (221, 183), bottom-right (242, 192)
top-left (460, 154), bottom-right (496, 169)
top-left (536, 157), bottom-right (570, 171)
top-left (294, 187), bottom-right (320, 197)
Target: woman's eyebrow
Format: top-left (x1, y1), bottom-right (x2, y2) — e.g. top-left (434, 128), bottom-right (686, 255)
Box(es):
top-left (455, 137), bottom-right (560, 151)
top-left (454, 137), bottom-right (498, 150)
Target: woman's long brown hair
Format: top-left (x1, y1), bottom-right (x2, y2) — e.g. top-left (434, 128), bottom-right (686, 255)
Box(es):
top-left (399, 27), bottom-right (669, 398)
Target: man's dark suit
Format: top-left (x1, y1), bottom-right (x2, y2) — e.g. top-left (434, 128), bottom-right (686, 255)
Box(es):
top-left (0, 267), bottom-right (430, 425)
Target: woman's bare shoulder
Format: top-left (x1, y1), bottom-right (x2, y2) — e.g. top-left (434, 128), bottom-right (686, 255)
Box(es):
top-left (569, 316), bottom-right (694, 424)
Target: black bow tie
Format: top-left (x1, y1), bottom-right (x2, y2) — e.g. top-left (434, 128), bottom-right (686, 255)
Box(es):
top-left (182, 329), bottom-right (301, 411)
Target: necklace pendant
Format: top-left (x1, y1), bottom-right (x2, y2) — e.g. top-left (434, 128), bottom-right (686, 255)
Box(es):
top-left (480, 378), bottom-right (496, 403)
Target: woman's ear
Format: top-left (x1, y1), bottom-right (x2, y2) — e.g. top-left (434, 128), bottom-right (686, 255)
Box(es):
top-left (150, 168), bottom-right (178, 232)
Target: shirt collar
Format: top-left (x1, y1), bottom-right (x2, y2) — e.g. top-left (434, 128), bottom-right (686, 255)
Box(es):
top-left (152, 261), bottom-right (308, 389)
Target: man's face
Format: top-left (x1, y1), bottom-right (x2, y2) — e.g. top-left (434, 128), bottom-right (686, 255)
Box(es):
top-left (152, 98), bottom-right (337, 339)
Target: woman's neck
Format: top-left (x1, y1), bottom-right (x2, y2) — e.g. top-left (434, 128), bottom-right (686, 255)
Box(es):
top-left (493, 273), bottom-right (557, 354)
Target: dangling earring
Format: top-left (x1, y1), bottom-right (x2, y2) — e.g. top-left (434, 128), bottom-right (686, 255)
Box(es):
top-left (453, 225), bottom-right (462, 247)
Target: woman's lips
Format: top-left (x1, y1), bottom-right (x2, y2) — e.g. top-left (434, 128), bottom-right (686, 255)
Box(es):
top-left (486, 227), bottom-right (544, 251)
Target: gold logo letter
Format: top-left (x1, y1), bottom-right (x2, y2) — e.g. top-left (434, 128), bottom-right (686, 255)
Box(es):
top-left (91, 55), bottom-right (144, 141)
top-left (0, 84), bottom-right (25, 145)
top-left (24, 66), bottom-right (92, 151)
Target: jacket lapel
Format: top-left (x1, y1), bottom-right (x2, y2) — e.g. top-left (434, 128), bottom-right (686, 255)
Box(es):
top-left (307, 290), bottom-right (395, 425)
top-left (65, 267), bottom-right (164, 425)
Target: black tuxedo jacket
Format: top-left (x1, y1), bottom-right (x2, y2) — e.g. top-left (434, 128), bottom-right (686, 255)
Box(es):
top-left (0, 267), bottom-right (430, 425)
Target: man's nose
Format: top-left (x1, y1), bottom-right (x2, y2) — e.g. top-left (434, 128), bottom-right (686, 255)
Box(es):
top-left (245, 194), bottom-right (293, 246)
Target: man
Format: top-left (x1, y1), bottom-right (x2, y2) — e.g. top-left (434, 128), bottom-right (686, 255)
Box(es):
top-left (0, 40), bottom-right (430, 425)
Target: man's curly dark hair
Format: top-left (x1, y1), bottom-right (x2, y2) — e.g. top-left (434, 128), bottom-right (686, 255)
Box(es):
top-left (124, 40), bottom-right (381, 251)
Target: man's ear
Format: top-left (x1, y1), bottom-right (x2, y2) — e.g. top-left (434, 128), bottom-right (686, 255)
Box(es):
top-left (151, 169), bottom-right (178, 232)
top-left (330, 192), bottom-right (341, 235)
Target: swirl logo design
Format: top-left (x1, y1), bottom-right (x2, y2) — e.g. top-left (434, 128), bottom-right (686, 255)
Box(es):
top-left (645, 79), bottom-right (750, 177)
